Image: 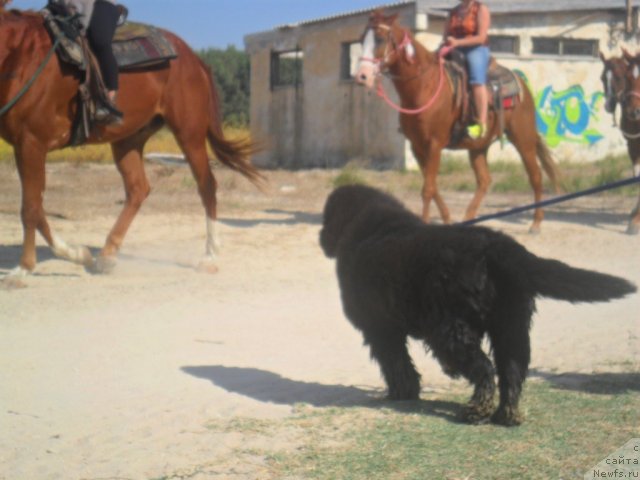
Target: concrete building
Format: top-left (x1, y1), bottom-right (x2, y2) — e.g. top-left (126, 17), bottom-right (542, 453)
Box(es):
top-left (244, 0), bottom-right (640, 169)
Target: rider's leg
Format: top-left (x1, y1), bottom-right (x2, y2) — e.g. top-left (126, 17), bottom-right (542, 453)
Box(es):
top-left (87, 0), bottom-right (121, 118)
top-left (465, 45), bottom-right (490, 139)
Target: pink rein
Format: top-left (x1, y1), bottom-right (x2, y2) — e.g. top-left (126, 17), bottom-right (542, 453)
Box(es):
top-left (375, 44), bottom-right (452, 115)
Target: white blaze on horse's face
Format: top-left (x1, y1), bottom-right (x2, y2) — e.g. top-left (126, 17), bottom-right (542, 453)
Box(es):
top-left (605, 70), bottom-right (613, 96)
top-left (355, 29), bottom-right (379, 89)
top-left (634, 65), bottom-right (640, 80)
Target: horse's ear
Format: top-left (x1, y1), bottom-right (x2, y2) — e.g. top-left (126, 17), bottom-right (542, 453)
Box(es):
top-left (370, 9), bottom-right (384, 22)
top-left (622, 46), bottom-right (635, 62)
top-left (599, 51), bottom-right (607, 62)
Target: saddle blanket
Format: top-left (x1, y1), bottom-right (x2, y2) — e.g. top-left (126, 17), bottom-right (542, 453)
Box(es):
top-left (43, 8), bottom-right (177, 71)
top-left (112, 22), bottom-right (177, 70)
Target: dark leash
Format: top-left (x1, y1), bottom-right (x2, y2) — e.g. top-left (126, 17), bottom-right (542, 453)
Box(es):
top-left (459, 176), bottom-right (640, 226)
top-left (0, 37), bottom-right (61, 117)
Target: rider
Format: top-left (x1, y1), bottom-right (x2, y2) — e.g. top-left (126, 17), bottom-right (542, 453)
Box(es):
top-left (63, 0), bottom-right (123, 124)
top-left (442, 0), bottom-right (491, 140)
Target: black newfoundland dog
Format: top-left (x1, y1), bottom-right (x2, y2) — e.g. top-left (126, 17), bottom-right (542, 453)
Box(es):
top-left (320, 185), bottom-right (636, 426)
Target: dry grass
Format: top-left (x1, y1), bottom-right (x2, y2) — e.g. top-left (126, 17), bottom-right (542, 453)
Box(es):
top-left (0, 127), bottom-right (251, 164)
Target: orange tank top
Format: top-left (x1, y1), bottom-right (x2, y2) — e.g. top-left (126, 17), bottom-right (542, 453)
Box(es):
top-left (447, 1), bottom-right (485, 41)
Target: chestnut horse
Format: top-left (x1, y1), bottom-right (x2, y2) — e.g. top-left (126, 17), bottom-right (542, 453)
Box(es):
top-left (599, 49), bottom-right (640, 234)
top-left (356, 12), bottom-right (560, 233)
top-left (0, 7), bottom-right (263, 284)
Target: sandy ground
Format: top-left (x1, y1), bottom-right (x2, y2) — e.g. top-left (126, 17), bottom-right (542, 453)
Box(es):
top-left (0, 161), bottom-right (638, 479)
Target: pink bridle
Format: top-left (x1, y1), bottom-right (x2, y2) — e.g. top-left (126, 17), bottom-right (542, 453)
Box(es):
top-left (363, 27), bottom-right (450, 115)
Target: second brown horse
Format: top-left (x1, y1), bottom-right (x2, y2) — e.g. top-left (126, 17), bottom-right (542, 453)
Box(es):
top-left (356, 12), bottom-right (560, 233)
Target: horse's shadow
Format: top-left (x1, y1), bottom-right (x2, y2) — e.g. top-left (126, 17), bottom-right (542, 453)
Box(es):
top-left (0, 245), bottom-right (55, 270)
top-left (181, 365), bottom-right (462, 422)
top-left (529, 369), bottom-right (640, 395)
top-left (488, 205), bottom-right (631, 232)
top-left (0, 244), bottom-right (103, 273)
top-left (219, 209), bottom-right (321, 228)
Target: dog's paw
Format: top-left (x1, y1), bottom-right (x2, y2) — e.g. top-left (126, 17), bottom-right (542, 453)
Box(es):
top-left (463, 402), bottom-right (493, 424)
top-left (491, 406), bottom-right (523, 426)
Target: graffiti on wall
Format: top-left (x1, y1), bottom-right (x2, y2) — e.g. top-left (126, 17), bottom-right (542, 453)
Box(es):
top-left (514, 70), bottom-right (604, 147)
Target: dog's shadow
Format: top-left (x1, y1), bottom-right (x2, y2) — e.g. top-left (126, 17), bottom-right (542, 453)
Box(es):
top-left (181, 365), bottom-right (463, 422)
top-left (529, 369), bottom-right (640, 395)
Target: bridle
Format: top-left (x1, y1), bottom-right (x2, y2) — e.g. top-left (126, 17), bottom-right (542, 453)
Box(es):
top-left (601, 62), bottom-right (626, 123)
top-left (360, 24), bottom-right (448, 115)
top-left (610, 61), bottom-right (640, 138)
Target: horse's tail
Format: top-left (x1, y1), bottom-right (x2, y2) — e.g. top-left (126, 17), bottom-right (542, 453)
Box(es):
top-left (535, 134), bottom-right (564, 194)
top-left (199, 58), bottom-right (265, 188)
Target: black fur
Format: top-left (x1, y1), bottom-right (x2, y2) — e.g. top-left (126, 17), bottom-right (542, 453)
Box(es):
top-left (320, 185), bottom-right (637, 426)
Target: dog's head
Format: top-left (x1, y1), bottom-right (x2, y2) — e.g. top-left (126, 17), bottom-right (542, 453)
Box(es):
top-left (319, 185), bottom-right (405, 258)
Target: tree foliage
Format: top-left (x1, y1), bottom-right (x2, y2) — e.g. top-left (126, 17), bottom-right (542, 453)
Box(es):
top-left (198, 46), bottom-right (250, 127)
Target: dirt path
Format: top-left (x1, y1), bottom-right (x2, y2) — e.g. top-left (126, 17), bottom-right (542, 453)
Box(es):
top-left (0, 162), bottom-right (638, 479)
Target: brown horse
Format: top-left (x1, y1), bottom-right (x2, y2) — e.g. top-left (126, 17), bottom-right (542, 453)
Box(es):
top-left (600, 49), bottom-right (640, 235)
top-left (0, 8), bottom-right (263, 284)
top-left (355, 12), bottom-right (560, 233)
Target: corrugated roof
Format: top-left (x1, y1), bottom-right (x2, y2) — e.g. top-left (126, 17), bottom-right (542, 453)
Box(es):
top-left (274, 1), bottom-right (413, 30)
top-left (274, 0), bottom-right (630, 30)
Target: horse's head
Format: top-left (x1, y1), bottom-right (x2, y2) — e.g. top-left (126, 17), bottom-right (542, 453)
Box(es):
top-left (599, 51), bottom-right (628, 115)
top-left (355, 10), bottom-right (416, 89)
top-left (618, 48), bottom-right (640, 122)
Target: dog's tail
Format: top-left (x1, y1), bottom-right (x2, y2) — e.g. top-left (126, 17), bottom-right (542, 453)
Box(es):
top-left (526, 257), bottom-right (636, 303)
top-left (491, 241), bottom-right (637, 303)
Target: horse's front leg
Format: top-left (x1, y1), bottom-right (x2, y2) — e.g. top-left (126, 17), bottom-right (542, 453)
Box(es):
top-left (91, 139), bottom-right (151, 274)
top-left (626, 157), bottom-right (640, 235)
top-left (3, 142), bottom-right (91, 287)
top-left (463, 148), bottom-right (492, 221)
top-left (416, 142), bottom-right (450, 224)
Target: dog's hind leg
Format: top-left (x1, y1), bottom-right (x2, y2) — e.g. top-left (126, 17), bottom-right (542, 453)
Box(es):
top-left (488, 302), bottom-right (532, 427)
top-left (364, 328), bottom-right (421, 400)
top-left (428, 320), bottom-right (496, 424)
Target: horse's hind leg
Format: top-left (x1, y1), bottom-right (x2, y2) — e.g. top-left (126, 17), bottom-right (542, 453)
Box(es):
top-left (92, 135), bottom-right (151, 274)
top-left (428, 320), bottom-right (496, 423)
top-left (363, 327), bottom-right (421, 400)
top-left (506, 127), bottom-right (545, 233)
top-left (170, 129), bottom-right (220, 273)
top-left (463, 148), bottom-right (492, 221)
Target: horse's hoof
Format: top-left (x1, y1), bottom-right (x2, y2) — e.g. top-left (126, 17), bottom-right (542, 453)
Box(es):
top-left (0, 276), bottom-right (28, 290)
top-left (528, 225), bottom-right (541, 235)
top-left (78, 246), bottom-right (95, 267)
top-left (87, 255), bottom-right (117, 275)
top-left (196, 259), bottom-right (219, 274)
top-left (626, 223), bottom-right (639, 235)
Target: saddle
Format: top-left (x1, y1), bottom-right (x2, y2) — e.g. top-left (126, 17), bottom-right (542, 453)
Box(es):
top-left (42, 2), bottom-right (178, 145)
top-left (444, 49), bottom-right (522, 147)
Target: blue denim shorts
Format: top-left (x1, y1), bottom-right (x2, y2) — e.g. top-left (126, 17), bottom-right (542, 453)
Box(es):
top-left (458, 45), bottom-right (490, 85)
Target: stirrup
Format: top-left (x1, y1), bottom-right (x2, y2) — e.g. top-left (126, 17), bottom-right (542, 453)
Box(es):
top-left (467, 123), bottom-right (486, 140)
top-left (94, 101), bottom-right (123, 125)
